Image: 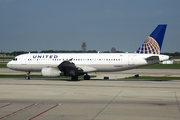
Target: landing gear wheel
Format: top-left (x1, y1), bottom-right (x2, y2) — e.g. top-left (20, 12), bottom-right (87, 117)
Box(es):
top-left (84, 75), bottom-right (90, 80)
top-left (25, 71), bottom-right (31, 80)
top-left (25, 76), bottom-right (30, 80)
top-left (71, 76), bottom-right (78, 81)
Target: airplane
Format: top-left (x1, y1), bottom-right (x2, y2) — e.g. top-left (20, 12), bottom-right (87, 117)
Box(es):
top-left (7, 24), bottom-right (169, 81)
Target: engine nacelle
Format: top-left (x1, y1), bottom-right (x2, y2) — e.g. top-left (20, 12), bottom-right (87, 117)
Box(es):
top-left (41, 66), bottom-right (63, 77)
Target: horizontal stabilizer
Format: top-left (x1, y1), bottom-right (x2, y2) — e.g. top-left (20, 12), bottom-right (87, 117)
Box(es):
top-left (145, 56), bottom-right (159, 64)
top-left (145, 56), bottom-right (159, 61)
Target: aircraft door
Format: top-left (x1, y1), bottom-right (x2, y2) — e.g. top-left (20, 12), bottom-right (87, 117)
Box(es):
top-left (21, 56), bottom-right (27, 65)
top-left (128, 55), bottom-right (134, 65)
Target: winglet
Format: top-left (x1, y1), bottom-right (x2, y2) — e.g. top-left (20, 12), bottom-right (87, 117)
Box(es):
top-left (135, 24), bottom-right (167, 54)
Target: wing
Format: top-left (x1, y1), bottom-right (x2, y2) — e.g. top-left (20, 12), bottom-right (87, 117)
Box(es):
top-left (58, 61), bottom-right (96, 76)
top-left (77, 66), bottom-right (97, 72)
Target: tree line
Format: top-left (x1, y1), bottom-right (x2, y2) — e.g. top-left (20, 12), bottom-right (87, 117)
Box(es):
top-left (1, 50), bottom-right (180, 57)
top-left (2, 50), bottom-right (124, 56)
top-left (161, 52), bottom-right (180, 57)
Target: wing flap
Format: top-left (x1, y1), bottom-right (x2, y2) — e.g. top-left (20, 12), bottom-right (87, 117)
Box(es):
top-left (77, 66), bottom-right (97, 72)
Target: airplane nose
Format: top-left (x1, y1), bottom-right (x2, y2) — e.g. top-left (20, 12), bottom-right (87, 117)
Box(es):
top-left (7, 62), bottom-right (10, 68)
top-left (7, 62), bottom-right (12, 69)
top-left (7, 61), bottom-right (17, 70)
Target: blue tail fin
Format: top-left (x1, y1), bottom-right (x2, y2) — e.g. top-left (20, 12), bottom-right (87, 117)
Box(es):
top-left (135, 24), bottom-right (167, 54)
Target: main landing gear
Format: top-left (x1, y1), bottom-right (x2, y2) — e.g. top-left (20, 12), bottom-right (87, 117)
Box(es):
top-left (71, 74), bottom-right (90, 81)
top-left (71, 76), bottom-right (78, 81)
top-left (84, 74), bottom-right (90, 80)
top-left (25, 71), bottom-right (30, 80)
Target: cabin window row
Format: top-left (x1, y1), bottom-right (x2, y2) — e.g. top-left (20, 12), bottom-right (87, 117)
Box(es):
top-left (27, 58), bottom-right (122, 61)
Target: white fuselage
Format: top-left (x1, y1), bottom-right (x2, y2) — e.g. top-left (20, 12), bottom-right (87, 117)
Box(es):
top-left (7, 53), bottom-right (169, 72)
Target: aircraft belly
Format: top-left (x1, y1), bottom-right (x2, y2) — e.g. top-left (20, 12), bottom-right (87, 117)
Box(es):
top-left (87, 64), bottom-right (144, 72)
top-left (10, 64), bottom-right (49, 72)
top-left (87, 64), bottom-right (127, 72)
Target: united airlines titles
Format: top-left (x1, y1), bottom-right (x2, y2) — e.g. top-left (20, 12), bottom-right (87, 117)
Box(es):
top-left (33, 55), bottom-right (58, 59)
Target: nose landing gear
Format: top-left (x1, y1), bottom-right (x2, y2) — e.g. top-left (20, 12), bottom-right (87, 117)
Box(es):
top-left (25, 71), bottom-right (30, 80)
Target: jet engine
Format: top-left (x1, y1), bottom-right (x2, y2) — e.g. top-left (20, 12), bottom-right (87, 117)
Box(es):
top-left (41, 66), bottom-right (63, 77)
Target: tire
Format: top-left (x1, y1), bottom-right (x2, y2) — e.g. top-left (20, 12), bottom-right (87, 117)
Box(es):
top-left (25, 76), bottom-right (30, 80)
top-left (84, 75), bottom-right (90, 80)
top-left (71, 76), bottom-right (78, 81)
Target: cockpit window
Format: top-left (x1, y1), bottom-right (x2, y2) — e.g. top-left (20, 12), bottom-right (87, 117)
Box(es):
top-left (13, 58), bottom-right (17, 61)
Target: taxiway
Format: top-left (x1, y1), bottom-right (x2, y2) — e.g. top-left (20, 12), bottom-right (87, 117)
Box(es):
top-left (0, 78), bottom-right (180, 120)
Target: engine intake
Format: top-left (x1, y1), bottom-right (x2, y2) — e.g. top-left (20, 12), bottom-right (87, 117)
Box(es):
top-left (41, 66), bottom-right (63, 77)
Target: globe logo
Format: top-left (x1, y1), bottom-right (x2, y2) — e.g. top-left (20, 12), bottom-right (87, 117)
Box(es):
top-left (135, 37), bottom-right (160, 54)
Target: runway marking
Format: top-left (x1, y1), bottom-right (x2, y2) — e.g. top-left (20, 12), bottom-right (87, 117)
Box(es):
top-left (0, 103), bottom-right (12, 109)
top-left (0, 103), bottom-right (36, 120)
top-left (29, 103), bottom-right (61, 120)
top-left (0, 103), bottom-right (61, 120)
top-left (162, 74), bottom-right (171, 77)
top-left (174, 91), bottom-right (180, 112)
top-left (35, 103), bottom-right (61, 105)
top-left (92, 90), bottom-right (123, 120)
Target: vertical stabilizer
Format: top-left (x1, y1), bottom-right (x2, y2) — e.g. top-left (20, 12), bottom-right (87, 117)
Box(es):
top-left (135, 24), bottom-right (167, 54)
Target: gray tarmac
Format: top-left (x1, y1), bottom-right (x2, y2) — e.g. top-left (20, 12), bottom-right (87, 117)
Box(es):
top-left (95, 69), bottom-right (180, 79)
top-left (0, 78), bottom-right (180, 120)
top-left (1, 68), bottom-right (180, 79)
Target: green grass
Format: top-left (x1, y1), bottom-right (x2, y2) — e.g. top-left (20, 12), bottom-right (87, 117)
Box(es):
top-left (172, 56), bottom-right (180, 59)
top-left (0, 57), bottom-right (13, 59)
top-left (0, 74), bottom-right (96, 79)
top-left (140, 63), bottom-right (180, 69)
top-left (0, 64), bottom-right (7, 68)
top-left (124, 76), bottom-right (180, 80)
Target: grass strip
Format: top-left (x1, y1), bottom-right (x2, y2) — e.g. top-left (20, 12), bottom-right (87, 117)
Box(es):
top-left (0, 74), bottom-right (96, 79)
top-left (140, 63), bottom-right (180, 69)
top-left (124, 76), bottom-right (180, 80)
top-left (0, 57), bottom-right (14, 59)
top-left (0, 64), bottom-right (7, 68)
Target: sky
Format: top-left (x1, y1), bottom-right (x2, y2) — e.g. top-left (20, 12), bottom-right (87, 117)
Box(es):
top-left (0, 0), bottom-right (180, 53)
